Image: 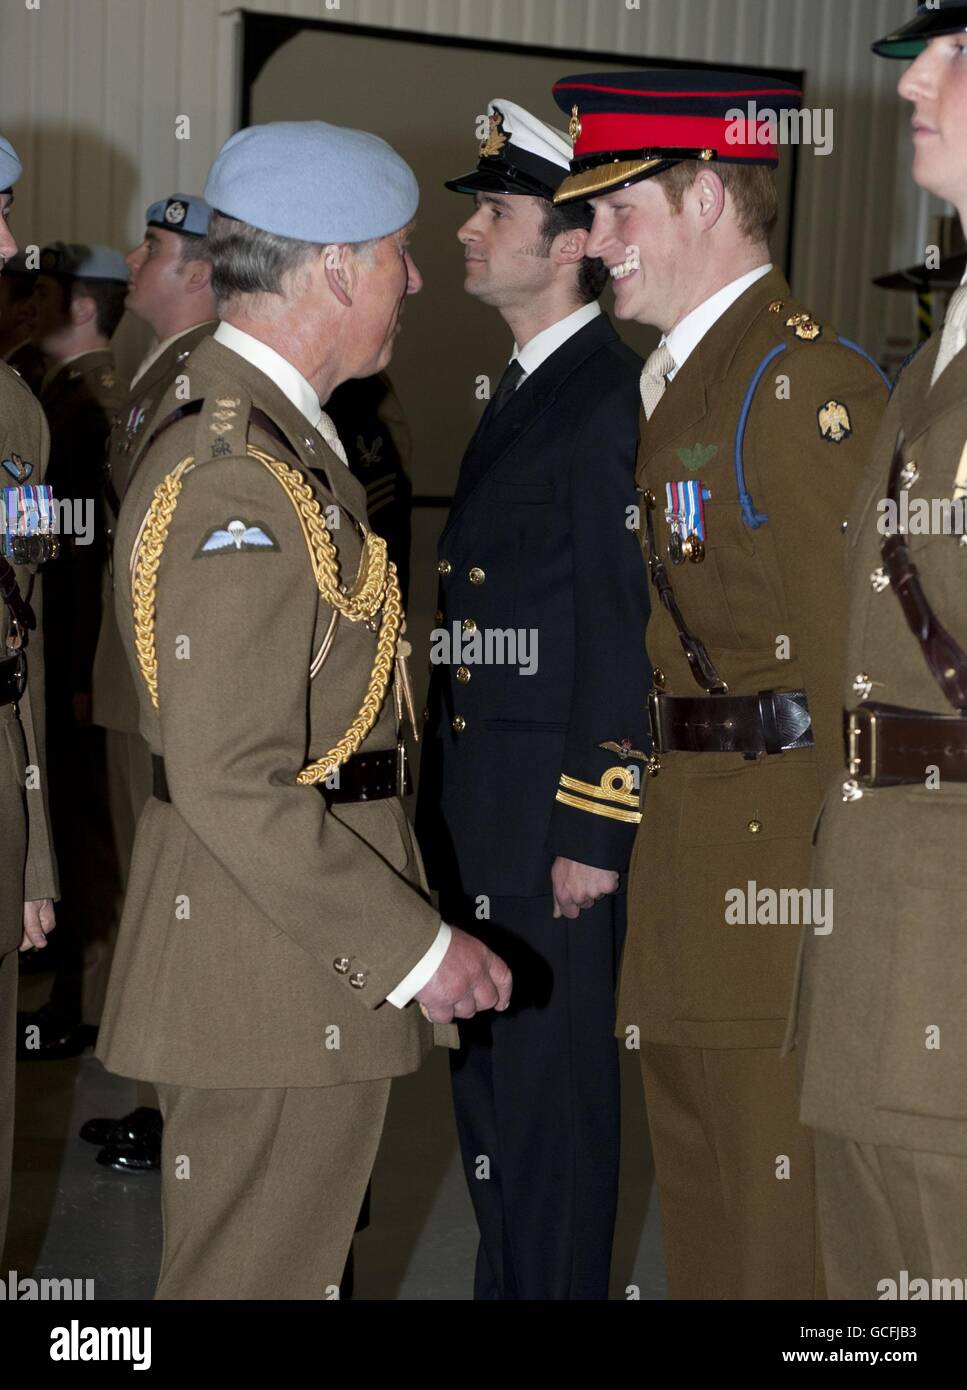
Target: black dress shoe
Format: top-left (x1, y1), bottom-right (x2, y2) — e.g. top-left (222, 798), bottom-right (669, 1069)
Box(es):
top-left (79, 1106), bottom-right (162, 1147)
top-left (16, 1006), bottom-right (98, 1061)
top-left (96, 1134), bottom-right (161, 1172)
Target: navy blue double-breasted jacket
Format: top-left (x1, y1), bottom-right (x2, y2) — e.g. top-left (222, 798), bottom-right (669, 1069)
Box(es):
top-left (417, 312), bottom-right (652, 900)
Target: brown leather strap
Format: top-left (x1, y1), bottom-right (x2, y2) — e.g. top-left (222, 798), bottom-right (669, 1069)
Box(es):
top-left (883, 429), bottom-right (967, 710)
top-left (650, 689), bottom-right (813, 757)
top-left (141, 399), bottom-right (203, 456)
top-left (0, 553), bottom-right (33, 632)
top-left (641, 491), bottom-right (728, 694)
top-left (845, 701), bottom-right (967, 786)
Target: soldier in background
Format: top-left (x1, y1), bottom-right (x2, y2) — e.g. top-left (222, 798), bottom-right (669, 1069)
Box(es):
top-left (0, 134), bottom-right (58, 1261)
top-left (326, 371), bottom-right (413, 603)
top-left (16, 244), bottom-right (127, 1061)
top-left (795, 0), bottom-right (967, 1299)
top-left (0, 251), bottom-right (45, 394)
top-left (79, 196), bottom-right (216, 1173)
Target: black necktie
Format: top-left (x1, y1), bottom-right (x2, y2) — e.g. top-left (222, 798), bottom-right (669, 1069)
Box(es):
top-left (489, 359), bottom-right (526, 416)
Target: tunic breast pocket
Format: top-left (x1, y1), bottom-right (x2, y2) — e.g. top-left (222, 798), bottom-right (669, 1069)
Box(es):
top-left (874, 795), bottom-right (967, 1121)
top-left (668, 500), bottom-right (780, 654)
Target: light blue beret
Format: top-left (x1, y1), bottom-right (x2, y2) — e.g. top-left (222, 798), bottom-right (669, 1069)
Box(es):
top-left (204, 121), bottom-right (419, 243)
top-left (39, 242), bottom-right (129, 282)
top-left (146, 193), bottom-right (211, 237)
top-left (0, 136), bottom-right (23, 191)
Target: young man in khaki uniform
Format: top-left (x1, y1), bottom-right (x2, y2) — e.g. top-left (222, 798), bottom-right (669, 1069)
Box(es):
top-left (0, 134), bottom-right (57, 1260)
top-left (553, 69), bottom-right (890, 1298)
top-left (795, 0), bottom-right (967, 1299)
top-left (81, 194), bottom-right (216, 1172)
top-left (98, 120), bottom-right (511, 1299)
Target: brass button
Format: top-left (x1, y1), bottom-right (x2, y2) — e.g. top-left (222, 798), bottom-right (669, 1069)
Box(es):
top-left (870, 567), bottom-right (889, 593)
top-left (469, 566), bottom-right (486, 585)
top-left (747, 818), bottom-right (762, 834)
top-left (348, 971), bottom-right (367, 989)
top-left (462, 617), bottom-right (477, 634)
top-left (437, 559), bottom-right (452, 576)
top-left (643, 489), bottom-right (656, 508)
top-left (434, 609), bottom-right (444, 624)
top-left (452, 716), bottom-right (466, 733)
top-left (899, 461), bottom-right (919, 490)
top-left (422, 706), bottom-right (429, 722)
top-left (456, 666), bottom-right (471, 684)
top-left (333, 956), bottom-right (350, 974)
top-left (852, 672), bottom-right (873, 700)
top-left (841, 519), bottom-right (849, 533)
top-left (653, 668), bottom-right (666, 689)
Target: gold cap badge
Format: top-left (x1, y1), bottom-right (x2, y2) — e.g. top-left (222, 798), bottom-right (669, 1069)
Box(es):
top-left (569, 105), bottom-right (582, 145)
top-left (479, 108), bottom-right (508, 158)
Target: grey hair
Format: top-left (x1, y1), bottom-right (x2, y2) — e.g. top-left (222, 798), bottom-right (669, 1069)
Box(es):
top-left (207, 211), bottom-right (379, 310)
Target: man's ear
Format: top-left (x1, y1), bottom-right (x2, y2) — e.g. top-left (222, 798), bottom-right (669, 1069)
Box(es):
top-left (322, 244), bottom-right (353, 309)
top-left (552, 226), bottom-right (589, 267)
top-left (693, 170), bottom-right (726, 231)
top-left (69, 291), bottom-right (97, 328)
top-left (183, 258), bottom-right (213, 294)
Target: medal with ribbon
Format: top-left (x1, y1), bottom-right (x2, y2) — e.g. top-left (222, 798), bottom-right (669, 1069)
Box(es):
top-left (665, 479), bottom-right (711, 565)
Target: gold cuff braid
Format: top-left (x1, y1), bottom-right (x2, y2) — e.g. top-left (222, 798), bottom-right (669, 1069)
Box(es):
top-left (130, 445), bottom-right (401, 787)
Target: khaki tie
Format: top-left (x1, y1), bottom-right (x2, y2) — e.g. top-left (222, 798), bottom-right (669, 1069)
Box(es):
top-left (317, 409), bottom-right (349, 466)
top-left (640, 341), bottom-right (677, 420)
top-left (931, 283), bottom-right (967, 387)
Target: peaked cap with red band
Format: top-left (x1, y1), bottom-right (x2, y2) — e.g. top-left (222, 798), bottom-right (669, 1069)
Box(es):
top-left (551, 69), bottom-right (803, 204)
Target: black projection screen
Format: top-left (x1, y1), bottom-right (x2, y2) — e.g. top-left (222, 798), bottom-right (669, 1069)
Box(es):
top-left (240, 11), bottom-right (802, 502)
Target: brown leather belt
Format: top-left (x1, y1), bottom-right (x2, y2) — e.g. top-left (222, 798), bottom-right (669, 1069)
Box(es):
top-left (845, 702), bottom-right (967, 787)
top-left (649, 689), bottom-right (814, 758)
top-left (152, 745), bottom-right (410, 806)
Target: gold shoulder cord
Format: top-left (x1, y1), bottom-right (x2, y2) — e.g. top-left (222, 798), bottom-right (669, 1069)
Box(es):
top-left (130, 445), bottom-right (401, 786)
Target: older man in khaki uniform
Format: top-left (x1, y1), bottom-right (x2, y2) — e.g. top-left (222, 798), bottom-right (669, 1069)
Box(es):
top-left (553, 69), bottom-right (890, 1298)
top-left (0, 134), bottom-right (57, 1259)
top-left (98, 120), bottom-right (511, 1300)
top-left (796, 1), bottom-right (967, 1300)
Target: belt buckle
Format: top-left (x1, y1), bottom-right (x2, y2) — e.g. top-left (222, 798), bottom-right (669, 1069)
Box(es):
top-left (647, 689), bottom-right (664, 754)
top-left (844, 705), bottom-right (878, 798)
top-left (396, 736), bottom-right (408, 798)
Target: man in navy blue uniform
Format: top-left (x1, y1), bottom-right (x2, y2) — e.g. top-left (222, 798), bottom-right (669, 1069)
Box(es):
top-left (417, 98), bottom-right (651, 1300)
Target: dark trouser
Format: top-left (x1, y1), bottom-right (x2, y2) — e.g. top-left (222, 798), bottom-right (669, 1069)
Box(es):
top-left (47, 719), bottom-right (120, 1027)
top-left (0, 950), bottom-right (17, 1260)
top-left (446, 889), bottom-right (625, 1300)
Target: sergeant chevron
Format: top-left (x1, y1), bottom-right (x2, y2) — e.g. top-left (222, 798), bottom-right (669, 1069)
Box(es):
top-left (429, 622), bottom-right (539, 676)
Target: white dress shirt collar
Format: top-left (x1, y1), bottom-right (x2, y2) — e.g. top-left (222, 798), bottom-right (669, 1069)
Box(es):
top-left (214, 320), bottom-right (323, 429)
top-left (130, 321), bottom-right (216, 391)
top-left (510, 300), bottom-right (602, 382)
top-left (664, 263), bottom-right (773, 380)
top-left (213, 321), bottom-right (351, 466)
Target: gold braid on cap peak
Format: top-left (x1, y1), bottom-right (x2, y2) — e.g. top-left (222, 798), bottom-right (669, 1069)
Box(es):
top-left (130, 444), bottom-right (402, 786)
